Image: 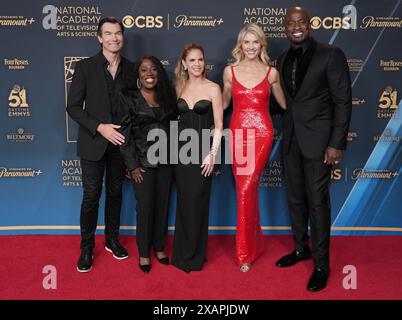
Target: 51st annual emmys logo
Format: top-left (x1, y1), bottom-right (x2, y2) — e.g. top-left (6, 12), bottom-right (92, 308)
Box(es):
top-left (7, 84), bottom-right (31, 117)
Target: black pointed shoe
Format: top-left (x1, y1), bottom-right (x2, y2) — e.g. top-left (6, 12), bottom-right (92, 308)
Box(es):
top-left (139, 263), bottom-right (151, 273)
top-left (105, 238), bottom-right (128, 260)
top-left (154, 250), bottom-right (169, 265)
top-left (307, 267), bottom-right (329, 292)
top-left (275, 247), bottom-right (312, 268)
top-left (77, 248), bottom-right (93, 273)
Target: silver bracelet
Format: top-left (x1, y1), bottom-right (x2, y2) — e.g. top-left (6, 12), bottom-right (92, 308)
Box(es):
top-left (209, 146), bottom-right (218, 156)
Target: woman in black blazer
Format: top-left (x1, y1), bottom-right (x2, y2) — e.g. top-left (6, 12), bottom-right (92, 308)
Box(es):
top-left (119, 56), bottom-right (177, 273)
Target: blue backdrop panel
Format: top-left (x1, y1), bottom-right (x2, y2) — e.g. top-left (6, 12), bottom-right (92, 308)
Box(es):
top-left (0, 0), bottom-right (401, 235)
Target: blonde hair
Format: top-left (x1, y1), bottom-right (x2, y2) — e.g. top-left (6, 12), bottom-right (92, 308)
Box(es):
top-left (174, 43), bottom-right (206, 96)
top-left (231, 23), bottom-right (270, 66)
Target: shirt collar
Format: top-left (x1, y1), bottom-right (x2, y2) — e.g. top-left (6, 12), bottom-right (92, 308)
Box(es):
top-left (289, 37), bottom-right (313, 55)
top-left (98, 51), bottom-right (123, 67)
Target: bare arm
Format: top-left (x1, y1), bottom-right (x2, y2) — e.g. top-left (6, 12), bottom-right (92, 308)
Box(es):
top-left (222, 66), bottom-right (232, 110)
top-left (268, 67), bottom-right (286, 110)
top-left (201, 83), bottom-right (224, 176)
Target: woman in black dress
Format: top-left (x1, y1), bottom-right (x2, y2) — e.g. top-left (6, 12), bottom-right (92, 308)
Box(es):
top-left (172, 43), bottom-right (224, 273)
top-left (119, 56), bottom-right (176, 273)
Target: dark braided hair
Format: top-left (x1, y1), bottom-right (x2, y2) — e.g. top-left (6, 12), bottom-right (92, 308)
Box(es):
top-left (133, 56), bottom-right (177, 113)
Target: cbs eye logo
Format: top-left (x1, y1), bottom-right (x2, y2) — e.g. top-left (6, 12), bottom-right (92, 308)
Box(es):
top-left (122, 15), bottom-right (163, 29)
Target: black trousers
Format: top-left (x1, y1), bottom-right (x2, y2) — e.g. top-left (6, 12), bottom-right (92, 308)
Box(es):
top-left (132, 165), bottom-right (173, 258)
top-left (80, 144), bottom-right (126, 249)
top-left (284, 132), bottom-right (331, 272)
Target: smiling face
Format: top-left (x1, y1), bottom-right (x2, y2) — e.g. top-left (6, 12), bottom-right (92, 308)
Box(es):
top-left (182, 49), bottom-right (205, 78)
top-left (285, 8), bottom-right (310, 47)
top-left (138, 58), bottom-right (158, 90)
top-left (241, 32), bottom-right (262, 60)
top-left (97, 22), bottom-right (124, 54)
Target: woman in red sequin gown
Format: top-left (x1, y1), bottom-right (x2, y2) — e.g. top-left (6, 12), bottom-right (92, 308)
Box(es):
top-left (223, 23), bottom-right (286, 272)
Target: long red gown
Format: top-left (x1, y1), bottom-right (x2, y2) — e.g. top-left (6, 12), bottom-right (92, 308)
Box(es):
top-left (229, 66), bottom-right (274, 266)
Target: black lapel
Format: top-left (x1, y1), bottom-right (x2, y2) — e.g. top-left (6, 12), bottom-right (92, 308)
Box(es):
top-left (294, 40), bottom-right (319, 101)
top-left (279, 51), bottom-right (291, 99)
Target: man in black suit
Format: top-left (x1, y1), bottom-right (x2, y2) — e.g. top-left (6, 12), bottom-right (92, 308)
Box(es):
top-left (275, 7), bottom-right (352, 291)
top-left (67, 17), bottom-right (135, 272)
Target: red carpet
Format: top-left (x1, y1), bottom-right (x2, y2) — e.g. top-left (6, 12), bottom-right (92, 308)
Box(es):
top-left (1, 235), bottom-right (401, 300)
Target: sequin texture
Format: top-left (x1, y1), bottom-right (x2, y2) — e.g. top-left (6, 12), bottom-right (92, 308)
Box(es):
top-left (229, 66), bottom-right (274, 266)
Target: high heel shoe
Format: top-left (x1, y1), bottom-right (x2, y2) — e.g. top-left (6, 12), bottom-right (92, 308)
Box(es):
top-left (154, 250), bottom-right (169, 265)
top-left (139, 258), bottom-right (151, 273)
top-left (240, 263), bottom-right (251, 272)
top-left (139, 263), bottom-right (151, 273)
top-left (182, 268), bottom-right (191, 273)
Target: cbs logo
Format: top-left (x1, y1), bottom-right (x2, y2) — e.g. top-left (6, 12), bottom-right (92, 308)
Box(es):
top-left (122, 15), bottom-right (163, 29)
top-left (310, 16), bottom-right (353, 30)
top-left (310, 5), bottom-right (357, 30)
top-left (331, 168), bottom-right (342, 181)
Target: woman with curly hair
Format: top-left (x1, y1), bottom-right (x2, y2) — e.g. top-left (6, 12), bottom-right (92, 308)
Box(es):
top-left (118, 56), bottom-right (177, 273)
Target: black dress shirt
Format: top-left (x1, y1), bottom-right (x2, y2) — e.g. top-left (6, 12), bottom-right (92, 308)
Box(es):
top-left (283, 37), bottom-right (317, 98)
top-left (100, 54), bottom-right (126, 123)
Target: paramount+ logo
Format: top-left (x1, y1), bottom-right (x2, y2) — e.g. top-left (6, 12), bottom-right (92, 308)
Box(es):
top-left (122, 15), bottom-right (163, 29)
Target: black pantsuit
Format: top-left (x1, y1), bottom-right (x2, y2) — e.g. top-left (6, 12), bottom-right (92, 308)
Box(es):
top-left (132, 165), bottom-right (173, 258)
top-left (119, 90), bottom-right (176, 259)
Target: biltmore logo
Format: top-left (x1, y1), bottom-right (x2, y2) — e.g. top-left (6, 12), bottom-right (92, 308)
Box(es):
top-left (8, 84), bottom-right (30, 117)
top-left (6, 127), bottom-right (36, 143)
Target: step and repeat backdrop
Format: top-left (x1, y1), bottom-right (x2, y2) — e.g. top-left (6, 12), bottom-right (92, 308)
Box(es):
top-left (0, 0), bottom-right (401, 235)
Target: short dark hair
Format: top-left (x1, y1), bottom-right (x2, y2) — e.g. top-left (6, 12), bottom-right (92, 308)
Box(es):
top-left (97, 17), bottom-right (124, 36)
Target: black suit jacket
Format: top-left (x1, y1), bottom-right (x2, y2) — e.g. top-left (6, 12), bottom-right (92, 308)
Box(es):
top-left (277, 39), bottom-right (352, 159)
top-left (66, 52), bottom-right (135, 161)
top-left (118, 90), bottom-right (177, 170)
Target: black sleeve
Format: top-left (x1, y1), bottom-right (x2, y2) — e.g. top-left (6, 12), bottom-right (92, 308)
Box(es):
top-left (118, 93), bottom-right (140, 170)
top-left (66, 61), bottom-right (101, 136)
top-left (326, 47), bottom-right (352, 150)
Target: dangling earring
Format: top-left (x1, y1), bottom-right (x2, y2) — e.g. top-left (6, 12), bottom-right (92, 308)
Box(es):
top-left (137, 78), bottom-right (141, 89)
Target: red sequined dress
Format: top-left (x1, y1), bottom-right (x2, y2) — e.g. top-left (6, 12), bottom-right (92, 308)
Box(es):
top-left (229, 66), bottom-right (274, 266)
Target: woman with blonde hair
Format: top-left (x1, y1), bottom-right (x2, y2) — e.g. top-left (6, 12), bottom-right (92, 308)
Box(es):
top-left (223, 23), bottom-right (286, 272)
top-left (171, 43), bottom-right (224, 273)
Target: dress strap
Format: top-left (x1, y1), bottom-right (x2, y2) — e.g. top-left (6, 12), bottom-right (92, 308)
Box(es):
top-left (266, 66), bottom-right (272, 85)
top-left (230, 66), bottom-right (236, 80)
